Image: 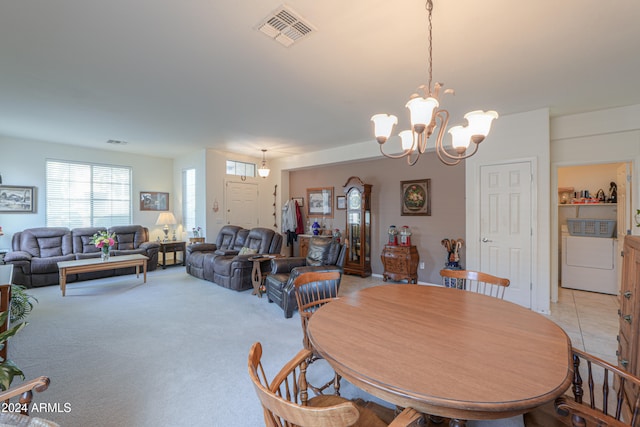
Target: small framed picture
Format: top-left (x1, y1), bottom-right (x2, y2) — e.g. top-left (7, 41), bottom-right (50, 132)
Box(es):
top-left (400, 179), bottom-right (431, 216)
top-left (336, 195), bottom-right (346, 210)
top-left (0, 185), bottom-right (35, 213)
top-left (140, 191), bottom-right (169, 211)
top-left (307, 187), bottom-right (333, 218)
top-left (292, 197), bottom-right (304, 207)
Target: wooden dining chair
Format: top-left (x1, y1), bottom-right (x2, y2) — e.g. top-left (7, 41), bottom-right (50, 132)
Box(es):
top-left (525, 346), bottom-right (640, 427)
top-left (0, 376), bottom-right (50, 415)
top-left (293, 271), bottom-right (342, 396)
top-left (248, 342), bottom-right (423, 427)
top-left (439, 269), bottom-right (510, 299)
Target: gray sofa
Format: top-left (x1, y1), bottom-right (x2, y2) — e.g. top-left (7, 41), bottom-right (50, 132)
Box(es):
top-left (5, 225), bottom-right (160, 287)
top-left (185, 225), bottom-right (283, 291)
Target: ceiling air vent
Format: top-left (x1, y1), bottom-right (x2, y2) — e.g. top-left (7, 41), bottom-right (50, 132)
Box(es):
top-left (257, 5), bottom-right (316, 47)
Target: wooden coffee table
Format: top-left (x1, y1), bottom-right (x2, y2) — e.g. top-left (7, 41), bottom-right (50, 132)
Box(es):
top-left (57, 254), bottom-right (148, 296)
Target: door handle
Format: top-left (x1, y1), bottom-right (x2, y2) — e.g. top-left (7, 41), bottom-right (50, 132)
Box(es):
top-left (481, 237), bottom-right (493, 243)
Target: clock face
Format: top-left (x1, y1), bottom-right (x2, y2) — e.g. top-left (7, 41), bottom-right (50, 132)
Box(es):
top-left (348, 191), bottom-right (361, 210)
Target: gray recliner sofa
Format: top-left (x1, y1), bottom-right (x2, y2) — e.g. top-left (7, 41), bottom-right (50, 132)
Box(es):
top-left (185, 225), bottom-right (283, 291)
top-left (5, 225), bottom-right (160, 287)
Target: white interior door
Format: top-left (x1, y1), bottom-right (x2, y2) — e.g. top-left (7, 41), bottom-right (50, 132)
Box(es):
top-left (480, 162), bottom-right (533, 308)
top-left (226, 181), bottom-right (259, 229)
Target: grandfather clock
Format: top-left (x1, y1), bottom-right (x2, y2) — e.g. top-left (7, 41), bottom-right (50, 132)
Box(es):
top-left (343, 176), bottom-right (372, 277)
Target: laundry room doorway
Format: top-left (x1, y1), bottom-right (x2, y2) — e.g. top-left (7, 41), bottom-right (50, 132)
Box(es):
top-left (556, 162), bottom-right (632, 299)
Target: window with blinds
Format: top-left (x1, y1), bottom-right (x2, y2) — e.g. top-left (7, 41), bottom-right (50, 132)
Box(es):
top-left (182, 168), bottom-right (196, 232)
top-left (46, 160), bottom-right (132, 228)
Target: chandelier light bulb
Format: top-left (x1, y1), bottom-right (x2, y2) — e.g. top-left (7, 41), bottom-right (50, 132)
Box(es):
top-left (371, 114), bottom-right (398, 144)
top-left (465, 110), bottom-right (499, 139)
top-left (448, 125), bottom-right (472, 153)
top-left (405, 96), bottom-right (439, 133)
top-left (399, 130), bottom-right (415, 151)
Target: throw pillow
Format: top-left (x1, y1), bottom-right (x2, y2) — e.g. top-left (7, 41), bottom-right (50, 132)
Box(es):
top-left (239, 247), bottom-right (257, 256)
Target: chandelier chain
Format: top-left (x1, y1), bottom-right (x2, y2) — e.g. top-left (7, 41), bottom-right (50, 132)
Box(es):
top-left (426, 0), bottom-right (433, 96)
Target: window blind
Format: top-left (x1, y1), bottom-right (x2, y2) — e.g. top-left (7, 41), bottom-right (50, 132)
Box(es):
top-left (46, 160), bottom-right (132, 228)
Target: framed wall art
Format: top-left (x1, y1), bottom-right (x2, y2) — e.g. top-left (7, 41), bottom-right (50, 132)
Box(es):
top-left (400, 179), bottom-right (431, 216)
top-left (336, 195), bottom-right (346, 210)
top-left (307, 187), bottom-right (333, 218)
top-left (0, 185), bottom-right (35, 213)
top-left (140, 191), bottom-right (169, 211)
top-left (292, 197), bottom-right (304, 207)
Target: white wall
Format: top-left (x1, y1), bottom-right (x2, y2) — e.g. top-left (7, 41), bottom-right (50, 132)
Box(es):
top-left (550, 104), bottom-right (640, 302)
top-left (173, 149), bottom-right (276, 243)
top-left (465, 108), bottom-right (551, 313)
top-left (0, 135), bottom-right (173, 247)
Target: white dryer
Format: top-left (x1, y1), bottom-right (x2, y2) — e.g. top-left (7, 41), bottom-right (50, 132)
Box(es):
top-left (561, 234), bottom-right (618, 294)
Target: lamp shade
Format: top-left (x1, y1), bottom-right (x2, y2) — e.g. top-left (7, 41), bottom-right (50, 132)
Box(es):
top-left (406, 96), bottom-right (439, 130)
top-left (155, 212), bottom-right (177, 225)
top-left (448, 125), bottom-right (472, 152)
top-left (465, 110), bottom-right (499, 137)
top-left (399, 130), bottom-right (414, 151)
top-left (258, 165), bottom-right (270, 178)
top-left (371, 114), bottom-right (398, 142)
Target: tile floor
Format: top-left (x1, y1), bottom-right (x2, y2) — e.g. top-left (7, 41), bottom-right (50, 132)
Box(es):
top-left (546, 286), bottom-right (619, 365)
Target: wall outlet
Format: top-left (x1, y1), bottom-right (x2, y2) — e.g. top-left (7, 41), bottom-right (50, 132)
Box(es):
top-left (419, 262), bottom-right (425, 270)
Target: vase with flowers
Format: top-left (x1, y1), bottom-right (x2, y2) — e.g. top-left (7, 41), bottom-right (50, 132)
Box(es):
top-left (90, 231), bottom-right (116, 261)
top-left (192, 226), bottom-right (202, 238)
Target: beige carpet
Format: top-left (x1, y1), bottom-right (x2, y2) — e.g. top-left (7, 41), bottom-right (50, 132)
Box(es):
top-left (9, 269), bottom-right (523, 426)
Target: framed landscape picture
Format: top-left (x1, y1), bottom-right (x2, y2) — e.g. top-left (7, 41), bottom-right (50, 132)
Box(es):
top-left (140, 191), bottom-right (169, 211)
top-left (400, 179), bottom-right (431, 216)
top-left (307, 187), bottom-right (333, 218)
top-left (0, 185), bottom-right (35, 213)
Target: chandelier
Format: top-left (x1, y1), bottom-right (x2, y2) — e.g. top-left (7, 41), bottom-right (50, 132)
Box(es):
top-left (258, 149), bottom-right (270, 178)
top-left (371, 0), bottom-right (498, 166)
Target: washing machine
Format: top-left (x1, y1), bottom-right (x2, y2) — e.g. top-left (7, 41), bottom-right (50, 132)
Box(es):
top-left (561, 231), bottom-right (618, 294)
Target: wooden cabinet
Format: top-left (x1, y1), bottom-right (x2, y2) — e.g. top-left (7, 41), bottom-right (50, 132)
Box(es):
top-left (343, 176), bottom-right (372, 277)
top-left (618, 235), bottom-right (640, 418)
top-left (381, 245), bottom-right (419, 284)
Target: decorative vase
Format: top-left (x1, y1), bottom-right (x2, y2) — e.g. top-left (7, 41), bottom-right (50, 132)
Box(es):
top-left (101, 246), bottom-right (110, 261)
top-left (312, 220), bottom-right (320, 235)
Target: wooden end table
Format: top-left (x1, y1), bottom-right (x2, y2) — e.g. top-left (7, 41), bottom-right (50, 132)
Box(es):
top-left (159, 241), bottom-right (186, 269)
top-left (250, 255), bottom-right (281, 297)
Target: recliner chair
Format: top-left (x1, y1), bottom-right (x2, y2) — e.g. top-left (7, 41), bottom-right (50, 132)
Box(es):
top-left (265, 236), bottom-right (346, 318)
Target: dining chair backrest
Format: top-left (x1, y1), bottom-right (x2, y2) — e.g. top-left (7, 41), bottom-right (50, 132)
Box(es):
top-left (247, 342), bottom-right (423, 427)
top-left (293, 271), bottom-right (341, 351)
top-left (439, 269), bottom-right (510, 299)
top-left (247, 342), bottom-right (360, 427)
top-left (554, 347), bottom-right (640, 427)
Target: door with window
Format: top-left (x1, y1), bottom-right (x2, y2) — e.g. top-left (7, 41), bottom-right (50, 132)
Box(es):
top-left (225, 181), bottom-right (259, 229)
top-left (480, 161), bottom-right (533, 308)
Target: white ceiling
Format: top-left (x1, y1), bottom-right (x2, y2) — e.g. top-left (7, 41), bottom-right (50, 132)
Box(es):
top-left (1, 0), bottom-right (639, 160)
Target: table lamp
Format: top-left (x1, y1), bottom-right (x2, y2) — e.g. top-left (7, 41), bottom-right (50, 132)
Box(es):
top-left (156, 212), bottom-right (177, 242)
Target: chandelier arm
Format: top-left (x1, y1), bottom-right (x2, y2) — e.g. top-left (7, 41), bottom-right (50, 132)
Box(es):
top-left (379, 143), bottom-right (414, 160)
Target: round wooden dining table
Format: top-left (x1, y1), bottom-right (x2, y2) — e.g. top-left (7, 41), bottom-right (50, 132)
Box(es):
top-left (307, 284), bottom-right (573, 427)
